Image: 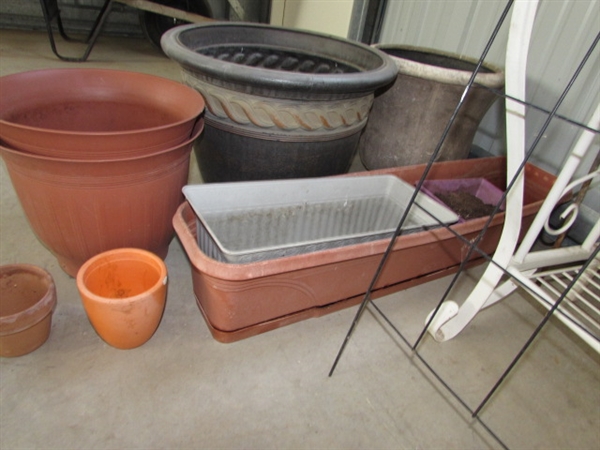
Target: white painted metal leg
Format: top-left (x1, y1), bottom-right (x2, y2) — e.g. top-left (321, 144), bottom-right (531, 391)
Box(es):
top-left (513, 104), bottom-right (600, 264)
top-left (427, 0), bottom-right (539, 342)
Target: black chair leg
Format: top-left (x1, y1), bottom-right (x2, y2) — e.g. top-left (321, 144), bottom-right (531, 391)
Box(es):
top-left (38, 0), bottom-right (114, 62)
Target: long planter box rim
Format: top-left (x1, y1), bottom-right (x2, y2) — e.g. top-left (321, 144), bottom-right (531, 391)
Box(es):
top-left (174, 156), bottom-right (554, 280)
top-left (160, 23), bottom-right (398, 96)
top-left (175, 193), bottom-right (508, 278)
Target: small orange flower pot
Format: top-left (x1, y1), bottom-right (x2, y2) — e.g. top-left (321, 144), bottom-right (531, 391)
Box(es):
top-left (0, 264), bottom-right (57, 357)
top-left (76, 248), bottom-right (168, 349)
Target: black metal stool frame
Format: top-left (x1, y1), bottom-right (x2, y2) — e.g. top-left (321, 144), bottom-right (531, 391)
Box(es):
top-left (39, 0), bottom-right (115, 62)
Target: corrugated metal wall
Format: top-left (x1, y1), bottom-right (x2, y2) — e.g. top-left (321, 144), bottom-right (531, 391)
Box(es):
top-left (378, 0), bottom-right (599, 209)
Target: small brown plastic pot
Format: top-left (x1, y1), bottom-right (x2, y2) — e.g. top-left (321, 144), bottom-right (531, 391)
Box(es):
top-left (0, 264), bottom-right (57, 357)
top-left (0, 120), bottom-right (204, 277)
top-left (76, 248), bottom-right (168, 349)
top-left (0, 68), bottom-right (205, 159)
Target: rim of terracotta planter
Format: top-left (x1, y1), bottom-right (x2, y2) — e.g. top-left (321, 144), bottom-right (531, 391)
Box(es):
top-left (0, 118), bottom-right (204, 165)
top-left (0, 264), bottom-right (56, 336)
top-left (161, 23), bottom-right (398, 98)
top-left (375, 44), bottom-right (504, 88)
top-left (0, 68), bottom-right (205, 157)
top-left (76, 248), bottom-right (168, 305)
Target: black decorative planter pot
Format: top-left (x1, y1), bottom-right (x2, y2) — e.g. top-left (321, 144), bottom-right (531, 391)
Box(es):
top-left (161, 23), bottom-right (397, 182)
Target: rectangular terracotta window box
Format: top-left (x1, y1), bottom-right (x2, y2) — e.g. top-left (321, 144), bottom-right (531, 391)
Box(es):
top-left (173, 157), bottom-right (558, 343)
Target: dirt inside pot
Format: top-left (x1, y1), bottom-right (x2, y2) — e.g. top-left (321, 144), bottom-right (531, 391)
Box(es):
top-left (0, 272), bottom-right (47, 316)
top-left (85, 260), bottom-right (161, 299)
top-left (436, 191), bottom-right (496, 220)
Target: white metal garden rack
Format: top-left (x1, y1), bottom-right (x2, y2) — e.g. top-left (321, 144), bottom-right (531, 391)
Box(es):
top-left (425, 0), bottom-right (600, 353)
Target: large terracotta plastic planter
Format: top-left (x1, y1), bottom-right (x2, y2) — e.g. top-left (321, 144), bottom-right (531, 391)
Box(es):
top-left (0, 68), bottom-right (205, 159)
top-left (161, 23), bottom-right (397, 182)
top-left (358, 45), bottom-right (504, 169)
top-left (0, 264), bottom-right (57, 357)
top-left (77, 248), bottom-right (167, 349)
top-left (173, 157), bottom-right (556, 342)
top-left (0, 121), bottom-right (203, 277)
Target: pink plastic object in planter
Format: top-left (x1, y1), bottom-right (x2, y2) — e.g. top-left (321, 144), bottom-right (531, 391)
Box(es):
top-left (420, 178), bottom-right (505, 222)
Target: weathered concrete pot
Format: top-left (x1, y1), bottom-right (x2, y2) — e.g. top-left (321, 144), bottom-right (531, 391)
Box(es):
top-left (0, 121), bottom-right (203, 277)
top-left (358, 45), bottom-right (504, 170)
top-left (0, 69), bottom-right (205, 159)
top-left (0, 264), bottom-right (57, 357)
top-left (161, 23), bottom-right (398, 182)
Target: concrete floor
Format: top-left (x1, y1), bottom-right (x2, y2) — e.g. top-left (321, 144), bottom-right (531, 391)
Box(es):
top-left (1, 28), bottom-right (599, 449)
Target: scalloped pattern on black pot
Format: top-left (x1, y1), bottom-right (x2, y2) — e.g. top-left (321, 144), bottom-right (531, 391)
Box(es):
top-left (195, 45), bottom-right (359, 74)
top-left (161, 23), bottom-right (398, 182)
